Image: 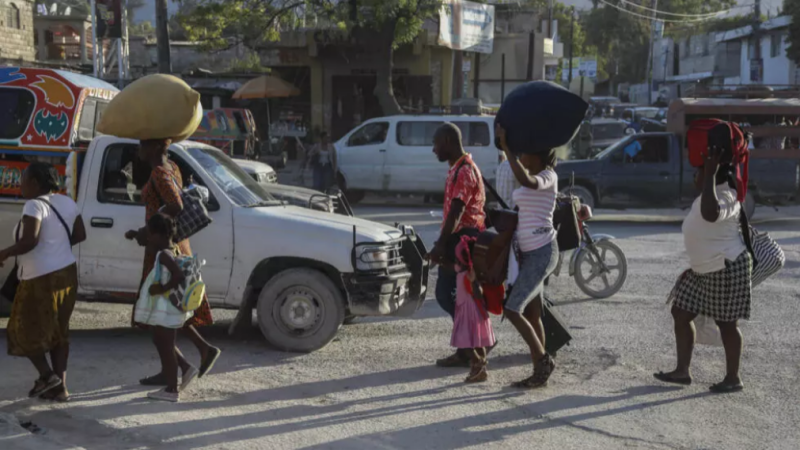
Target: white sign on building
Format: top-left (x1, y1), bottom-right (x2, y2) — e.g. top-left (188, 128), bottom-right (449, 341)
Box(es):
top-left (439, 0), bottom-right (496, 54)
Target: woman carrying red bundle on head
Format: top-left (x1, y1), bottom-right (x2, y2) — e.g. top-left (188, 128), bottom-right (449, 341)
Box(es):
top-left (450, 236), bottom-right (496, 383)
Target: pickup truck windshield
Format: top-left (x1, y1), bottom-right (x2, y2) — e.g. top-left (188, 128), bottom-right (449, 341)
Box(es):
top-left (186, 147), bottom-right (278, 207)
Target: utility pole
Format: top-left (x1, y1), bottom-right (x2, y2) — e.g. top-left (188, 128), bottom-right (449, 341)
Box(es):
top-left (155, 0), bottom-right (171, 73)
top-left (646, 0), bottom-right (658, 105)
top-left (547, 0), bottom-right (553, 37)
top-left (752, 0), bottom-right (763, 83)
top-left (568, 6), bottom-right (575, 85)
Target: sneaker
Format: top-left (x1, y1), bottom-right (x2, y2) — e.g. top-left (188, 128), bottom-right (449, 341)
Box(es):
top-left (436, 352), bottom-right (470, 368)
top-left (180, 366), bottom-right (199, 392)
top-left (148, 388), bottom-right (179, 403)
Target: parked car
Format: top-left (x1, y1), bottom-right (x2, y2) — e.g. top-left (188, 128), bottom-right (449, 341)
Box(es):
top-left (608, 103), bottom-right (638, 119)
top-left (588, 118), bottom-right (632, 154)
top-left (555, 132), bottom-right (796, 218)
top-left (589, 96), bottom-right (622, 117)
top-left (335, 115), bottom-right (502, 203)
top-left (234, 159), bottom-right (278, 184)
top-left (621, 107), bottom-right (661, 132)
top-left (235, 159), bottom-right (353, 216)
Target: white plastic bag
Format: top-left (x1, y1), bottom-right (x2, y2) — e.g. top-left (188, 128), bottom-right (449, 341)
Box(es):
top-left (694, 314), bottom-right (723, 347)
top-left (133, 252), bottom-right (191, 329)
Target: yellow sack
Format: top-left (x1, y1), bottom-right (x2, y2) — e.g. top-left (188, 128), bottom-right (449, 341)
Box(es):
top-left (97, 74), bottom-right (203, 142)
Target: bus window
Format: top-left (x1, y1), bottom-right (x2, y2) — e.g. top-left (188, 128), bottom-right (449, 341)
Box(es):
top-left (0, 88), bottom-right (35, 140)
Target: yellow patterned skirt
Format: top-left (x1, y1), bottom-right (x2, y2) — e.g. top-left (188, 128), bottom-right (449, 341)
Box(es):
top-left (7, 264), bottom-right (78, 357)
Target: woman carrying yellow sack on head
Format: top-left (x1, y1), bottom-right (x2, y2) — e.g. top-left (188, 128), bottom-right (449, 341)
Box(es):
top-left (98, 74), bottom-right (222, 394)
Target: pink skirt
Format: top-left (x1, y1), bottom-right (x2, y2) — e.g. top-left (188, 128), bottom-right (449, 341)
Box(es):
top-left (451, 274), bottom-right (496, 349)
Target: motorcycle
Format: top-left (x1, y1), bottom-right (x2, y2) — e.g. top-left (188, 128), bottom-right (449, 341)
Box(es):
top-left (551, 202), bottom-right (628, 299)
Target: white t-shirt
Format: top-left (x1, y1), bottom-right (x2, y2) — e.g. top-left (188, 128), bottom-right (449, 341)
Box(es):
top-left (682, 184), bottom-right (747, 274)
top-left (14, 194), bottom-right (79, 280)
top-left (513, 169), bottom-right (558, 253)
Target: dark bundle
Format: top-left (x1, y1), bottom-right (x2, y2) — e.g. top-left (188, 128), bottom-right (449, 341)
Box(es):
top-left (495, 81), bottom-right (589, 155)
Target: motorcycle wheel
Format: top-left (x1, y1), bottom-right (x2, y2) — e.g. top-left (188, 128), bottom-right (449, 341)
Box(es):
top-left (574, 240), bottom-right (628, 299)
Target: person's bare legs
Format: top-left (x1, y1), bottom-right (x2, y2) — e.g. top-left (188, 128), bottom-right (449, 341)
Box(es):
top-left (523, 296), bottom-right (545, 349)
top-left (716, 320), bottom-right (743, 385)
top-left (504, 309), bottom-right (546, 366)
top-left (181, 325), bottom-right (213, 361)
top-left (27, 353), bottom-right (53, 378)
top-left (660, 306), bottom-right (697, 380)
top-left (45, 344), bottom-right (69, 398)
top-left (152, 327), bottom-right (179, 393)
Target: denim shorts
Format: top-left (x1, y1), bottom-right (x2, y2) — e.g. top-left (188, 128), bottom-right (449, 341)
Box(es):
top-left (505, 241), bottom-right (559, 313)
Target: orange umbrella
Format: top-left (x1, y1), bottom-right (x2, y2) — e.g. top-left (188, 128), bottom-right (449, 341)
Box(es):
top-left (233, 75), bottom-right (300, 99)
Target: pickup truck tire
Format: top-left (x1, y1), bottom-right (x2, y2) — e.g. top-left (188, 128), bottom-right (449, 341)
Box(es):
top-left (257, 268), bottom-right (345, 353)
top-left (561, 185), bottom-right (595, 209)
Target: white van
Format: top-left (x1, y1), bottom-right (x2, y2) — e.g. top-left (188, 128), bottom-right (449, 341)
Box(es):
top-left (335, 115), bottom-right (501, 203)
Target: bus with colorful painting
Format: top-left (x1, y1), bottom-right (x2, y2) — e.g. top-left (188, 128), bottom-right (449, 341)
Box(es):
top-left (0, 66), bottom-right (118, 200)
top-left (191, 108), bottom-right (259, 159)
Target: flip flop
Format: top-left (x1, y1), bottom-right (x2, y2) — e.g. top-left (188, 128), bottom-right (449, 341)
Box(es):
top-left (653, 371), bottom-right (693, 386)
top-left (199, 348), bottom-right (221, 378)
top-left (709, 380), bottom-right (744, 394)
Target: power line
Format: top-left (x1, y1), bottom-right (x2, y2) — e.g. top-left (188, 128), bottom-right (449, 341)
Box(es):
top-left (618, 0), bottom-right (753, 18)
top-left (597, 0), bottom-right (730, 23)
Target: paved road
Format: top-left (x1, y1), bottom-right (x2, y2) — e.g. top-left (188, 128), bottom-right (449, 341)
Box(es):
top-left (1, 205), bottom-right (799, 450)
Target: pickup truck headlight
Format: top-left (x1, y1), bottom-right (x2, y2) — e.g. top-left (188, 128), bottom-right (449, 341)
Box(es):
top-left (355, 245), bottom-right (390, 271)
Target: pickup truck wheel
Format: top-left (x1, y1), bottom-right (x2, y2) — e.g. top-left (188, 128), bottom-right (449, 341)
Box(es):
top-left (257, 268), bottom-right (345, 352)
top-left (561, 185), bottom-right (595, 209)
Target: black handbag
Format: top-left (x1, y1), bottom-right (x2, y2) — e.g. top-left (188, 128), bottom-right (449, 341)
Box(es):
top-left (1, 198), bottom-right (72, 303)
top-left (542, 297), bottom-right (572, 356)
top-left (553, 195), bottom-right (582, 252)
top-left (152, 176), bottom-right (213, 242)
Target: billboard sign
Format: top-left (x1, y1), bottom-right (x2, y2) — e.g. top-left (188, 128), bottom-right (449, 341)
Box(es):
top-left (439, 0), bottom-right (495, 54)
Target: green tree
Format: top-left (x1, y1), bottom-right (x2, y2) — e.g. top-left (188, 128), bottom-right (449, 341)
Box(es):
top-left (786, 0), bottom-right (800, 64)
top-left (177, 0), bottom-right (446, 115)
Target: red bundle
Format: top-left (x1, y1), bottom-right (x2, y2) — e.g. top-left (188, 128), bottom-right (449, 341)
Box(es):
top-left (687, 119), bottom-right (750, 202)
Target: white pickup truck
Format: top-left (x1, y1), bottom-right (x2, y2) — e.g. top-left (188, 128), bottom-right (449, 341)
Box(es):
top-left (0, 136), bottom-right (428, 352)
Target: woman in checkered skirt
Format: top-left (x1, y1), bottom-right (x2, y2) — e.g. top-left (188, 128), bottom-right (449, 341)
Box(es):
top-left (654, 147), bottom-right (752, 394)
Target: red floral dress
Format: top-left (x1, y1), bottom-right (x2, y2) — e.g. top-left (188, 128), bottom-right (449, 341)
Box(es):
top-left (133, 161), bottom-right (214, 328)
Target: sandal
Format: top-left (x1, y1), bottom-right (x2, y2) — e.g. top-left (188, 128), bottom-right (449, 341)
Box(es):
top-left (28, 374), bottom-right (62, 398)
top-left (40, 386), bottom-right (70, 403)
top-left (653, 371), bottom-right (693, 386)
top-left (465, 360), bottom-right (488, 383)
top-left (709, 379), bottom-right (744, 394)
top-left (513, 354), bottom-right (555, 389)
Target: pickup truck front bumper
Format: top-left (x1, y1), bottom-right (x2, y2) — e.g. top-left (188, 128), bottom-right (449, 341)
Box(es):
top-left (343, 226), bottom-right (428, 317)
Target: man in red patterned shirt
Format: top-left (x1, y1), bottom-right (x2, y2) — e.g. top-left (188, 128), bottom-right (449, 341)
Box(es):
top-left (428, 123), bottom-right (486, 367)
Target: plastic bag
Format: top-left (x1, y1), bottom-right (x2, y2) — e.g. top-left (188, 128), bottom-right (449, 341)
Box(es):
top-left (97, 74), bottom-right (203, 142)
top-left (694, 315), bottom-right (723, 347)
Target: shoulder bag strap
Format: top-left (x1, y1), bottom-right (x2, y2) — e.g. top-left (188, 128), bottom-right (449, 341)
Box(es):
top-left (32, 198), bottom-right (72, 243)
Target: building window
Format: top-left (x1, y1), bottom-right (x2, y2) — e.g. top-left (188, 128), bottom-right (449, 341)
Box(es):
top-left (771, 33), bottom-right (783, 58)
top-left (5, 3), bottom-right (20, 29)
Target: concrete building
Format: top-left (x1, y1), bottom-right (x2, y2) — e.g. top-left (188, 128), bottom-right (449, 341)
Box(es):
top-left (0, 0), bottom-right (35, 63)
top-left (652, 16), bottom-right (798, 101)
top-left (716, 16), bottom-right (798, 86)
